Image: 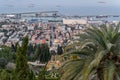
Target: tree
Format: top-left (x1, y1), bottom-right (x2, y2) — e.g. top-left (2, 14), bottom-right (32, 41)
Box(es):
top-left (29, 70), bottom-right (36, 80)
top-left (34, 43), bottom-right (51, 63)
top-left (0, 69), bottom-right (10, 80)
top-left (27, 43), bottom-right (35, 61)
top-left (11, 43), bottom-right (16, 52)
top-left (35, 44), bottom-right (51, 80)
top-left (2, 38), bottom-right (7, 44)
top-left (11, 42), bottom-right (18, 52)
top-left (37, 68), bottom-right (46, 80)
top-left (11, 70), bottom-right (18, 80)
top-left (0, 46), bottom-right (15, 63)
top-left (15, 36), bottom-right (30, 80)
top-left (27, 43), bottom-right (34, 56)
top-left (0, 57), bottom-right (7, 68)
top-left (57, 45), bottom-right (63, 55)
top-left (60, 24), bottom-right (120, 80)
top-left (39, 43), bottom-right (51, 63)
top-left (34, 44), bottom-right (41, 62)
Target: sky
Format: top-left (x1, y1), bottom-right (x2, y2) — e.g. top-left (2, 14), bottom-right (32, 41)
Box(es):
top-left (0, 0), bottom-right (120, 7)
top-left (0, 0), bottom-right (120, 15)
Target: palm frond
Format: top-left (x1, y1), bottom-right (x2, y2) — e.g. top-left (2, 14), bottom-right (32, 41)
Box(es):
top-left (81, 50), bottom-right (107, 80)
top-left (104, 61), bottom-right (116, 80)
top-left (60, 24), bottom-right (120, 80)
top-left (60, 60), bottom-right (84, 80)
top-left (115, 72), bottom-right (120, 80)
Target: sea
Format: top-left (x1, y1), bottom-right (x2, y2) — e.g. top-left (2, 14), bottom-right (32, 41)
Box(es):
top-left (0, 6), bottom-right (120, 21)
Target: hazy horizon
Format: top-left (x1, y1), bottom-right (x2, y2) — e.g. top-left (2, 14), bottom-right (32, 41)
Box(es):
top-left (0, 0), bottom-right (120, 15)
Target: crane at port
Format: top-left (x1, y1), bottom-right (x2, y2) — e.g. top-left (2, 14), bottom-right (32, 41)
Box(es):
top-left (98, 1), bottom-right (106, 4)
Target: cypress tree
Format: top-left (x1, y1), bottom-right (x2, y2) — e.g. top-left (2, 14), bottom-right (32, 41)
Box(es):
top-left (27, 43), bottom-right (34, 56)
top-left (40, 44), bottom-right (51, 63)
top-left (34, 44), bottom-right (41, 61)
top-left (34, 44), bottom-right (51, 63)
top-left (15, 36), bottom-right (30, 80)
top-left (37, 44), bottom-right (51, 80)
top-left (57, 45), bottom-right (63, 55)
top-left (11, 43), bottom-right (16, 52)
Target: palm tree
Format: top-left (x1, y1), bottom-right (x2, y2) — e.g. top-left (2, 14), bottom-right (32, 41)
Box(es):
top-left (60, 24), bottom-right (120, 80)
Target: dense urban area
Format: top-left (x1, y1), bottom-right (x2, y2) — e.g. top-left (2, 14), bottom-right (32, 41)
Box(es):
top-left (0, 11), bottom-right (120, 80)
